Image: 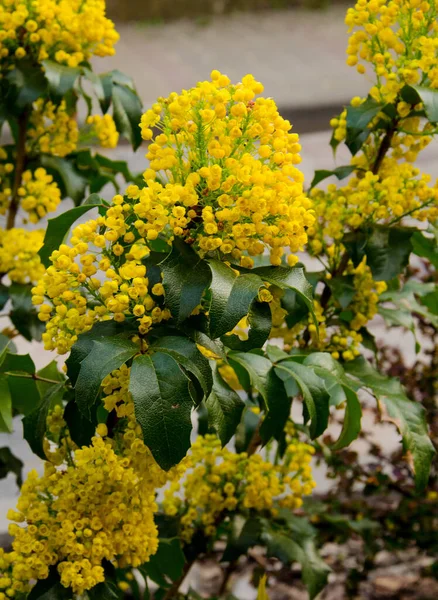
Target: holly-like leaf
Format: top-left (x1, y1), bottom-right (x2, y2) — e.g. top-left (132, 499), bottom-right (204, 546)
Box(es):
top-left (309, 165), bottom-right (355, 190)
top-left (42, 60), bottom-right (81, 98)
top-left (1, 353), bottom-right (40, 416)
top-left (229, 352), bottom-right (291, 441)
top-left (27, 566), bottom-right (71, 600)
top-left (208, 260), bottom-right (263, 339)
top-left (9, 283), bottom-right (44, 341)
top-left (22, 382), bottom-right (65, 460)
top-left (344, 226), bottom-right (413, 281)
top-left (345, 356), bottom-right (435, 490)
top-left (129, 353), bottom-right (193, 470)
top-left (302, 353), bottom-right (361, 449)
top-left (41, 154), bottom-right (88, 205)
top-left (0, 377), bottom-right (12, 433)
top-left (275, 359), bottom-right (330, 438)
top-left (223, 300), bottom-right (272, 351)
top-left (39, 203), bottom-right (103, 267)
top-left (63, 399), bottom-right (95, 448)
top-left (262, 522), bottom-right (330, 600)
top-left (160, 239), bottom-right (211, 324)
top-left (328, 275), bottom-right (356, 310)
top-left (6, 61), bottom-right (47, 109)
top-left (411, 231), bottom-right (438, 268)
top-left (112, 82), bottom-right (143, 150)
top-left (150, 335), bottom-right (213, 398)
top-left (0, 284), bottom-right (9, 310)
top-left (140, 538), bottom-right (185, 587)
top-left (75, 337), bottom-right (139, 418)
top-left (403, 85), bottom-right (438, 122)
top-left (0, 447), bottom-right (23, 486)
top-left (251, 266), bottom-right (316, 328)
top-left (222, 516), bottom-right (263, 562)
top-left (206, 367), bottom-right (244, 446)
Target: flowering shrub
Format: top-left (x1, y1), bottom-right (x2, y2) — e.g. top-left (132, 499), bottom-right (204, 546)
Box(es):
top-left (0, 1), bottom-right (437, 599)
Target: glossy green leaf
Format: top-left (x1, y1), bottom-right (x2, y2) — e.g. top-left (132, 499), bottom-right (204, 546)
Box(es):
top-left (344, 226), bottom-right (413, 281)
top-left (150, 335), bottom-right (213, 397)
top-left (345, 356), bottom-right (435, 490)
top-left (411, 231), bottom-right (438, 268)
top-left (42, 60), bottom-right (81, 97)
top-left (0, 447), bottom-right (23, 486)
top-left (1, 353), bottom-right (40, 416)
top-left (63, 399), bottom-right (95, 448)
top-left (222, 516), bottom-right (263, 562)
top-left (229, 352), bottom-right (291, 441)
top-left (129, 353), bottom-right (193, 470)
top-left (275, 359), bottom-right (330, 438)
top-left (27, 566), bottom-right (71, 600)
top-left (0, 284), bottom-right (9, 311)
top-left (405, 85), bottom-right (438, 122)
top-left (208, 260), bottom-right (263, 339)
top-left (140, 538), bottom-right (185, 587)
top-left (310, 165), bottom-right (355, 190)
top-left (6, 61), bottom-right (47, 108)
top-left (41, 154), bottom-right (88, 205)
top-left (39, 203), bottom-right (102, 267)
top-left (206, 367), bottom-right (245, 446)
top-left (160, 239), bottom-right (211, 324)
top-left (223, 300), bottom-right (272, 351)
top-left (251, 266), bottom-right (316, 328)
top-left (0, 377), bottom-right (13, 433)
top-left (23, 382), bottom-right (65, 460)
top-left (9, 283), bottom-right (44, 341)
top-left (262, 523), bottom-right (330, 600)
top-left (75, 337), bottom-right (139, 418)
top-left (112, 82), bottom-right (143, 149)
top-left (328, 275), bottom-right (356, 310)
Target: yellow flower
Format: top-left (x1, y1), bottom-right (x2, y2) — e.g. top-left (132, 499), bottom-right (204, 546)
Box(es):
top-left (87, 114), bottom-right (119, 149)
top-left (0, 228), bottom-right (45, 284)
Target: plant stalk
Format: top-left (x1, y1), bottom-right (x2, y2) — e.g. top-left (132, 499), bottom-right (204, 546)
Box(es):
top-left (7, 111), bottom-right (29, 230)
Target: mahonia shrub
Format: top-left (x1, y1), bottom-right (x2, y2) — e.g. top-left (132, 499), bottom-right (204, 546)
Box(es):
top-left (0, 1), bottom-right (437, 599)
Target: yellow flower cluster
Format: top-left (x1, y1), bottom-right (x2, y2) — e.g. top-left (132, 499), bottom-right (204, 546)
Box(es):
top-left (138, 70), bottom-right (313, 267)
top-left (32, 206), bottom-right (171, 354)
top-left (349, 258), bottom-right (387, 330)
top-left (87, 114), bottom-right (120, 149)
top-left (0, 0), bottom-right (119, 70)
top-left (1, 367), bottom-right (177, 598)
top-left (28, 100), bottom-right (79, 158)
top-left (18, 168), bottom-right (61, 223)
top-left (0, 228), bottom-right (45, 284)
top-left (163, 431), bottom-right (315, 543)
top-left (309, 161), bottom-right (438, 247)
top-left (345, 0), bottom-right (438, 101)
top-left (0, 150), bottom-right (14, 215)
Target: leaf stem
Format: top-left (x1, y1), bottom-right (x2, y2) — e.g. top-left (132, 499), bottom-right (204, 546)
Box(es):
top-left (5, 372), bottom-right (62, 385)
top-left (7, 110), bottom-right (30, 230)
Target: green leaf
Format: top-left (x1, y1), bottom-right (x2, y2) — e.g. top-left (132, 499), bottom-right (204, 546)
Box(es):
top-left (112, 82), bottom-right (143, 150)
top-left (346, 97), bottom-right (383, 130)
top-left (222, 516), bottom-right (263, 562)
top-left (9, 283), bottom-right (44, 341)
top-left (345, 356), bottom-right (435, 490)
top-left (63, 399), bottom-right (95, 448)
top-left (0, 447), bottom-right (23, 486)
top-left (42, 60), bottom-right (81, 97)
top-left (275, 359), bottom-right (330, 438)
top-left (88, 579), bottom-right (122, 600)
top-left (66, 320), bottom-right (130, 386)
top-left (1, 353), bottom-right (40, 416)
top-left (0, 377), bottom-right (13, 433)
top-left (41, 154), bottom-right (88, 205)
top-left (310, 165), bottom-right (355, 190)
top-left (129, 353), bottom-right (193, 470)
top-left (406, 85), bottom-right (438, 122)
top-left (206, 367), bottom-right (245, 445)
top-left (27, 566), bottom-right (71, 600)
top-left (150, 335), bottom-right (213, 398)
top-left (411, 231), bottom-right (438, 268)
top-left (208, 260), bottom-right (263, 339)
top-left (344, 226), bottom-right (413, 281)
top-left (22, 382), bottom-right (65, 460)
top-left (160, 239), bottom-right (211, 324)
top-left (328, 275), bottom-right (356, 310)
top-left (84, 69), bottom-right (113, 113)
top-left (75, 337), bottom-right (139, 418)
top-left (6, 61), bottom-right (47, 108)
top-left (0, 284), bottom-right (9, 310)
top-left (251, 266), bottom-right (316, 328)
top-left (39, 203), bottom-right (102, 267)
top-left (140, 538), bottom-right (185, 587)
top-left (229, 352), bottom-right (291, 441)
top-left (223, 300), bottom-right (272, 351)
top-left (262, 524), bottom-right (330, 600)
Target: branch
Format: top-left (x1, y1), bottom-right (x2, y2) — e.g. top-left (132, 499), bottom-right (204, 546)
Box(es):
top-left (7, 110), bottom-right (29, 230)
top-left (5, 372), bottom-right (63, 385)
